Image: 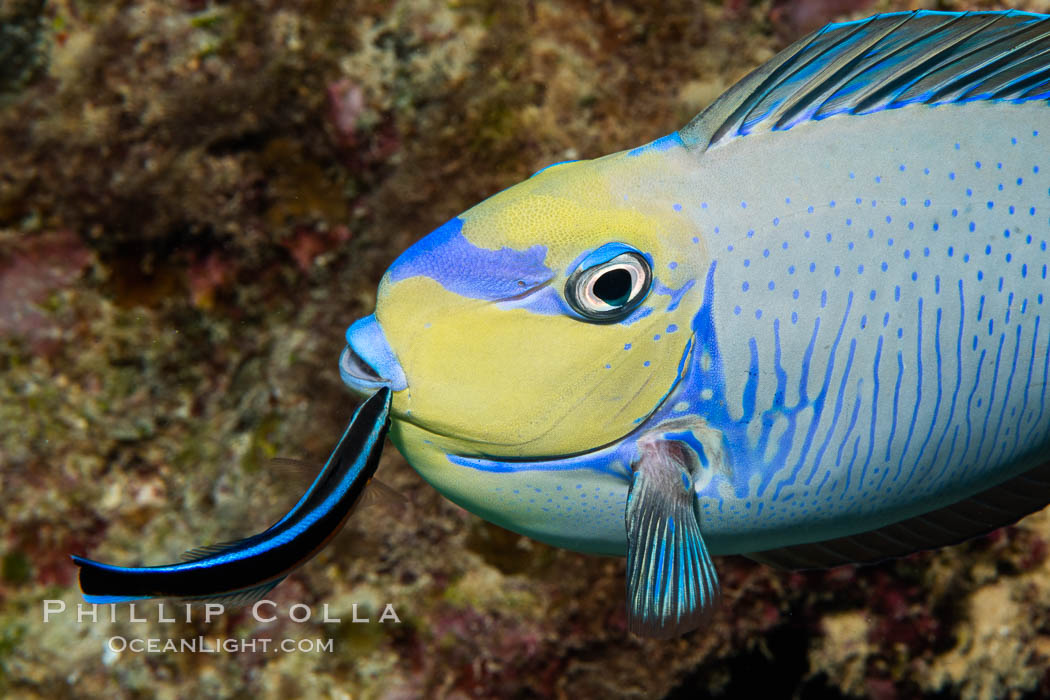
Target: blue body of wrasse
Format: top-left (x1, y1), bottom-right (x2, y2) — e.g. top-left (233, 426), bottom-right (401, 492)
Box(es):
top-left (337, 10), bottom-right (1050, 637)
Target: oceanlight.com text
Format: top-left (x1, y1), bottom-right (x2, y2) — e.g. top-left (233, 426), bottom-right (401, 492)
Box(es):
top-left (107, 636), bottom-right (335, 654)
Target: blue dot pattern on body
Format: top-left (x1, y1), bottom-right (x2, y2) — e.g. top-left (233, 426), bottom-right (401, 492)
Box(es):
top-left (335, 10), bottom-right (1050, 639)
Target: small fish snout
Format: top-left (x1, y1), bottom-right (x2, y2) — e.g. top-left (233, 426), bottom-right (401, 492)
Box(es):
top-left (340, 315), bottom-right (407, 392)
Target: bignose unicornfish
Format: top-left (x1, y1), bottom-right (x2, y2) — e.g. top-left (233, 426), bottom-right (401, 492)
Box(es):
top-left (339, 10), bottom-right (1050, 638)
top-left (71, 388), bottom-right (390, 604)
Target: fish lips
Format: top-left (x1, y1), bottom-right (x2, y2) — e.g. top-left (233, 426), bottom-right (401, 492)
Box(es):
top-left (340, 315), bottom-right (408, 393)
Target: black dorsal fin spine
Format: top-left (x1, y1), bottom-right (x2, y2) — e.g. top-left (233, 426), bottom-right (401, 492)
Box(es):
top-left (680, 10), bottom-right (1050, 153)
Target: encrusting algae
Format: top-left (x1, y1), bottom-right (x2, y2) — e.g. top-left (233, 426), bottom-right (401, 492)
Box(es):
top-left (3, 0), bottom-right (1050, 697)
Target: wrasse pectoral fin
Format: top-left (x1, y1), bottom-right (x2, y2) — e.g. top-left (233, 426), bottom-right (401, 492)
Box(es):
top-left (70, 387), bottom-right (392, 606)
top-left (625, 439), bottom-right (719, 638)
top-left (271, 458), bottom-right (408, 517)
top-left (354, 477), bottom-right (410, 517)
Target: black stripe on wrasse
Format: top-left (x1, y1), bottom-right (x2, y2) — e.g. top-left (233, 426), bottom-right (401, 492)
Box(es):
top-left (70, 387), bottom-right (391, 604)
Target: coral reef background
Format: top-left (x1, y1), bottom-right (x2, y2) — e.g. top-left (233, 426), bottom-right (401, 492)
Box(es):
top-left (3, 0), bottom-right (1050, 697)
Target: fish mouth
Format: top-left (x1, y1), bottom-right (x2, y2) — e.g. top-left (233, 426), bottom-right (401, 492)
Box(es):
top-left (340, 344), bottom-right (386, 385)
top-left (340, 314), bottom-right (408, 393)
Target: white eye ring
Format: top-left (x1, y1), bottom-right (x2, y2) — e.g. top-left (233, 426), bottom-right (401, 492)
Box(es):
top-left (565, 251), bottom-right (652, 322)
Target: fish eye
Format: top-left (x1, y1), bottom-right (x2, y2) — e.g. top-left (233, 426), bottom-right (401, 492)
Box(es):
top-left (565, 244), bottom-right (652, 322)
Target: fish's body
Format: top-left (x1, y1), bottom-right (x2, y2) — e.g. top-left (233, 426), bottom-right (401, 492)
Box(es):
top-left (340, 10), bottom-right (1050, 636)
top-left (675, 101), bottom-right (1050, 554)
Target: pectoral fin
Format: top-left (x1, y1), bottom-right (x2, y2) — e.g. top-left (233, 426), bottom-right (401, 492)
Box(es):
top-left (625, 440), bottom-right (719, 638)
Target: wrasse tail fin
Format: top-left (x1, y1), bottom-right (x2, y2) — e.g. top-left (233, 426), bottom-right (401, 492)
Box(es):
top-left (681, 10), bottom-right (1050, 151)
top-left (71, 554), bottom-right (153, 603)
top-left (625, 440), bottom-right (719, 639)
top-left (747, 458), bottom-right (1050, 570)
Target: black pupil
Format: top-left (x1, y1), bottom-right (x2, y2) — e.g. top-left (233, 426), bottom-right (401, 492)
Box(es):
top-left (592, 268), bottom-right (633, 306)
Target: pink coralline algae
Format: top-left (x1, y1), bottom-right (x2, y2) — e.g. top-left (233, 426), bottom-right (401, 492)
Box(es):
top-left (327, 79), bottom-right (366, 150)
top-left (279, 224), bottom-right (352, 272)
top-left (186, 251), bottom-right (231, 309)
top-left (0, 230), bottom-right (92, 353)
top-left (326, 78), bottom-right (400, 169)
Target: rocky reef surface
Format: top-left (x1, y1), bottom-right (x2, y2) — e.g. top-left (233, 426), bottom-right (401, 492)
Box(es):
top-left (3, 0), bottom-right (1050, 697)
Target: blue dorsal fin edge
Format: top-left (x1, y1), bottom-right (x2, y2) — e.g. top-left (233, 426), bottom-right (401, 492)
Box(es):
top-left (625, 440), bottom-right (719, 638)
top-left (680, 10), bottom-right (1050, 151)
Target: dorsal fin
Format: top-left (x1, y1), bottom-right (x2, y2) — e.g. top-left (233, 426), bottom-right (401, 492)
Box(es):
top-left (179, 536), bottom-right (261, 563)
top-left (746, 459), bottom-right (1050, 570)
top-left (680, 10), bottom-right (1050, 152)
